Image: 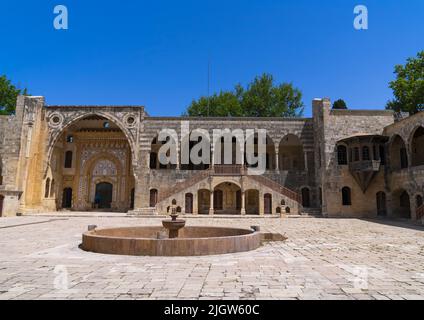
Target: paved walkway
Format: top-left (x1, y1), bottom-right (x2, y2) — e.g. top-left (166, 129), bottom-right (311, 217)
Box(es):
top-left (0, 215), bottom-right (424, 300)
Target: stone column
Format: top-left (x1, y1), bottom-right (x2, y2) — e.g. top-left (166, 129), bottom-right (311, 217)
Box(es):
top-left (193, 192), bottom-right (198, 215)
top-left (275, 149), bottom-right (280, 171)
top-left (259, 191), bottom-right (264, 216)
top-left (209, 190), bottom-right (214, 215)
top-left (241, 191), bottom-right (246, 215)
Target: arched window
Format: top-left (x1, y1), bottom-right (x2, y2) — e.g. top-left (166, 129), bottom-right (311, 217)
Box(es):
top-left (264, 193), bottom-right (272, 214)
top-left (337, 145), bottom-right (348, 165)
top-left (376, 192), bottom-right (387, 216)
top-left (50, 179), bottom-right (55, 197)
top-left (400, 148), bottom-right (408, 169)
top-left (342, 187), bottom-right (352, 206)
top-left (362, 146), bottom-right (370, 161)
top-left (44, 178), bottom-right (50, 198)
top-left (64, 151), bottom-right (73, 168)
top-left (301, 188), bottom-right (311, 208)
top-left (149, 189), bottom-right (158, 207)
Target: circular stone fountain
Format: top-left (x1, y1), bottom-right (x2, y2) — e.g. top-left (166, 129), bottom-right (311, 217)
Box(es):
top-left (81, 205), bottom-right (261, 256)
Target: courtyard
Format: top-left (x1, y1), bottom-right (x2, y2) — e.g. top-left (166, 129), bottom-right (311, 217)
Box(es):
top-left (0, 214), bottom-right (424, 300)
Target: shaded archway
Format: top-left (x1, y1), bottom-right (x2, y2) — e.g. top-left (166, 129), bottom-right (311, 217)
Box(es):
top-left (411, 127), bottom-right (424, 167)
top-left (62, 188), bottom-right (72, 208)
top-left (45, 114), bottom-right (134, 212)
top-left (95, 182), bottom-right (113, 209)
top-left (392, 189), bottom-right (411, 219)
top-left (301, 187), bottom-right (311, 208)
top-left (150, 189), bottom-right (158, 207)
top-left (264, 193), bottom-right (272, 214)
top-left (245, 189), bottom-right (259, 215)
top-left (279, 134), bottom-right (305, 171)
top-left (376, 191), bottom-right (387, 216)
top-left (185, 193), bottom-right (193, 214)
top-left (214, 182), bottom-right (241, 215)
top-left (197, 189), bottom-right (210, 215)
top-left (389, 135), bottom-right (408, 170)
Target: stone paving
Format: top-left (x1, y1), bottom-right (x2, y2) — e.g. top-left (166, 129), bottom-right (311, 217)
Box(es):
top-left (1, 215), bottom-right (424, 300)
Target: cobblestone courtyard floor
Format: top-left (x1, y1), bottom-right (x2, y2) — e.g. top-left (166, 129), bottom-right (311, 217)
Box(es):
top-left (1, 215), bottom-right (424, 300)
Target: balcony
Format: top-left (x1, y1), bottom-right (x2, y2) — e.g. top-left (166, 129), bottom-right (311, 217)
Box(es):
top-left (348, 160), bottom-right (382, 193)
top-left (349, 160), bottom-right (381, 172)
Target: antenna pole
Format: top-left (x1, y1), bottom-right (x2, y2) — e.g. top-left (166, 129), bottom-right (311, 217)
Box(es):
top-left (207, 58), bottom-right (210, 117)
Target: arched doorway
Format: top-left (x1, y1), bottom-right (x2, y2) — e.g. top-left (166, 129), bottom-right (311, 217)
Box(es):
top-left (150, 189), bottom-right (158, 207)
top-left (301, 187), bottom-right (311, 208)
top-left (264, 193), bottom-right (272, 214)
top-left (95, 182), bottom-right (113, 209)
top-left (62, 188), bottom-right (72, 209)
top-left (245, 189), bottom-right (259, 215)
top-left (376, 192), bottom-right (387, 216)
top-left (213, 182), bottom-right (241, 215)
top-left (185, 193), bottom-right (193, 214)
top-left (43, 114), bottom-right (134, 213)
top-left (390, 135), bottom-right (408, 170)
top-left (0, 195), bottom-right (4, 217)
top-left (392, 189), bottom-right (411, 219)
top-left (411, 127), bottom-right (424, 167)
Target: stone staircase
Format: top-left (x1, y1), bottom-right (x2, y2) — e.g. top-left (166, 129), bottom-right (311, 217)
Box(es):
top-left (158, 169), bottom-right (211, 203)
top-left (247, 174), bottom-right (301, 203)
top-left (301, 207), bottom-right (322, 217)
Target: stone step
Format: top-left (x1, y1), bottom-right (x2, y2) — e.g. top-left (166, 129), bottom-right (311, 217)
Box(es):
top-left (127, 207), bottom-right (158, 216)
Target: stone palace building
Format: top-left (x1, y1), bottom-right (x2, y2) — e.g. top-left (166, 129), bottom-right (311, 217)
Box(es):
top-left (1, 95), bottom-right (424, 221)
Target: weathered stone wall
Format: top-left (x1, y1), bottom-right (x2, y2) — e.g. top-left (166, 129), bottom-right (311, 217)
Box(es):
top-left (313, 99), bottom-right (395, 217)
top-left (382, 112), bottom-right (424, 219)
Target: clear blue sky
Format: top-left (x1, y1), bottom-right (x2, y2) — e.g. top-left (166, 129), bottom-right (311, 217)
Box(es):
top-left (1, 0), bottom-right (423, 117)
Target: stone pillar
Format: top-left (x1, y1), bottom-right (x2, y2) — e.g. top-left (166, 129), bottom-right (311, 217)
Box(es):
top-left (275, 147), bottom-right (279, 171)
top-left (209, 190), bottom-right (214, 215)
top-left (193, 192), bottom-right (198, 215)
top-left (241, 191), bottom-right (246, 215)
top-left (259, 191), bottom-right (264, 216)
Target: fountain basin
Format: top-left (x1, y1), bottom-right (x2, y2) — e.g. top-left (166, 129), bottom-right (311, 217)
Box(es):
top-left (81, 226), bottom-right (261, 256)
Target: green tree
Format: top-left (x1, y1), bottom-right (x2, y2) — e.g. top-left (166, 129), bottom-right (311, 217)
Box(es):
top-left (0, 75), bottom-right (28, 115)
top-left (386, 51), bottom-right (424, 114)
top-left (184, 74), bottom-right (304, 117)
top-left (332, 99), bottom-right (347, 110)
